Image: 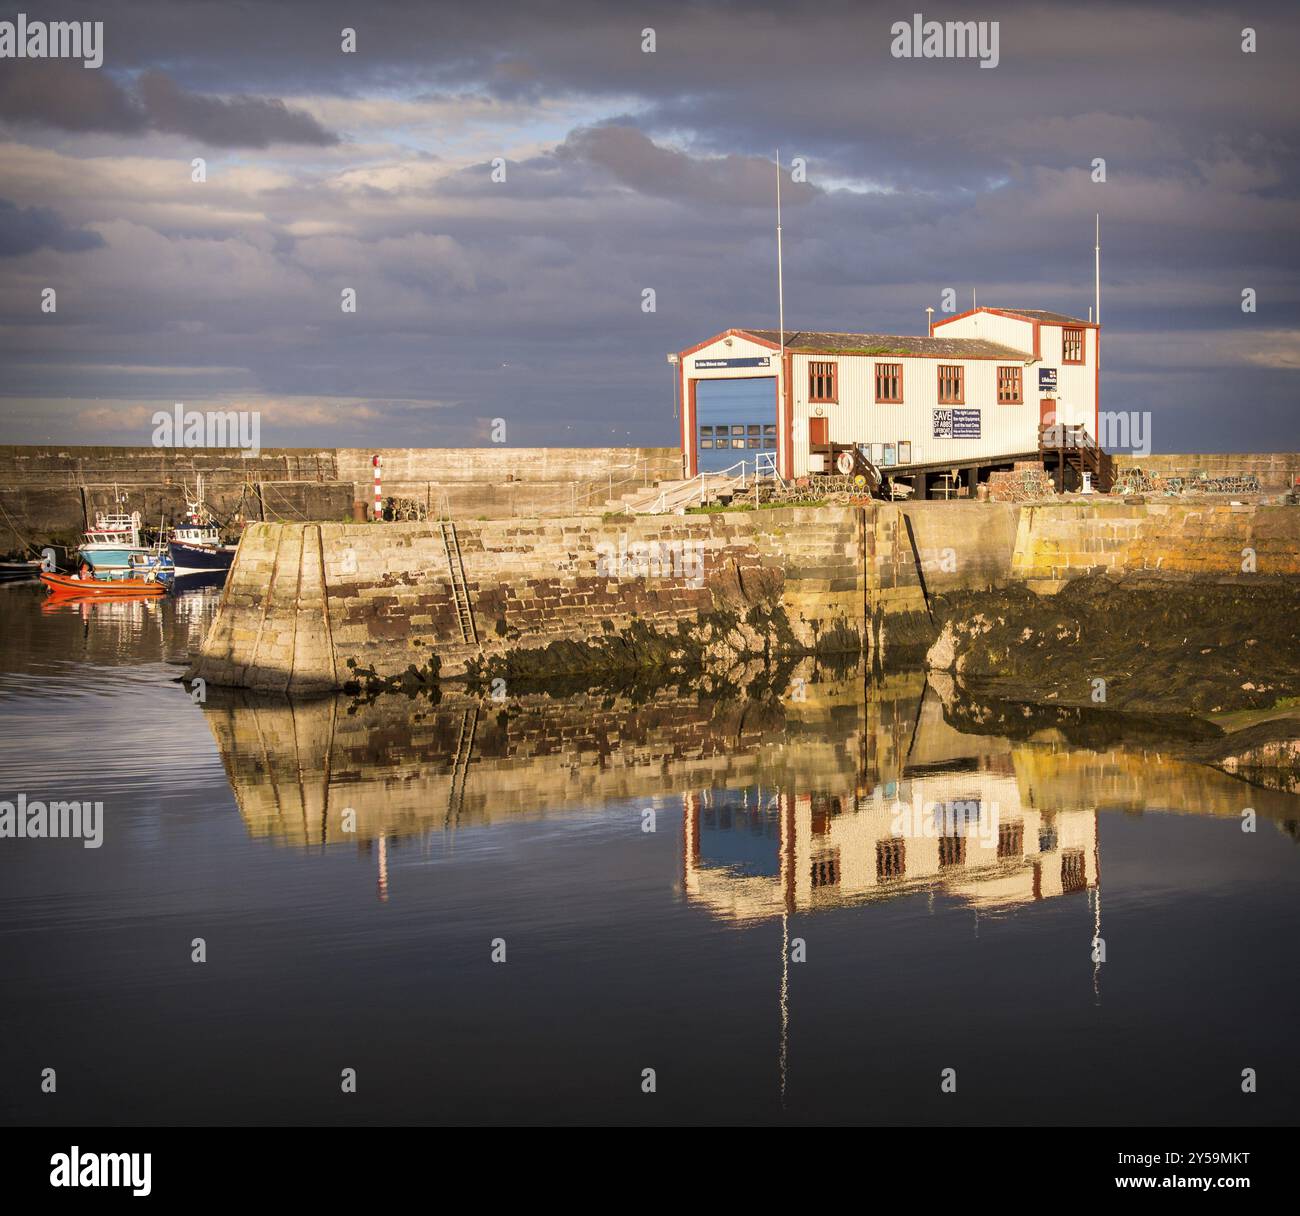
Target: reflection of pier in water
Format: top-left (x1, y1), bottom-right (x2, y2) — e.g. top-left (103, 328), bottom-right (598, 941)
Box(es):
top-left (202, 672), bottom-right (1299, 905)
top-left (198, 671), bottom-right (1300, 1109)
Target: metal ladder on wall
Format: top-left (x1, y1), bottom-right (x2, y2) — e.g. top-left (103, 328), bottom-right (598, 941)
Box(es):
top-left (439, 519), bottom-right (478, 646)
top-left (445, 704), bottom-right (479, 829)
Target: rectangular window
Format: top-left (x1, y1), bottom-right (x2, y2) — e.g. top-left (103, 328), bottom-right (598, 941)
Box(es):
top-left (937, 364), bottom-right (964, 404)
top-left (1063, 327), bottom-right (1084, 363)
top-left (763, 424), bottom-right (777, 449)
top-left (938, 835), bottom-right (967, 868)
top-left (998, 821), bottom-right (1025, 859)
top-left (875, 363), bottom-right (902, 403)
top-left (997, 365), bottom-right (1023, 404)
top-left (877, 838), bottom-right (906, 882)
top-left (811, 850), bottom-right (841, 888)
top-left (1061, 849), bottom-right (1086, 893)
top-left (808, 361), bottom-right (838, 403)
top-left (699, 426), bottom-right (713, 449)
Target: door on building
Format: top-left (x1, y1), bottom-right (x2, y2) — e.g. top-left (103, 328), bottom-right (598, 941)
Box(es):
top-left (1039, 397), bottom-right (1057, 427)
top-left (808, 416), bottom-right (828, 447)
top-left (695, 377), bottom-right (778, 473)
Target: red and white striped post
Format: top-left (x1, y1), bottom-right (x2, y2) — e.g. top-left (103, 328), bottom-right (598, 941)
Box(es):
top-left (372, 454), bottom-right (382, 521)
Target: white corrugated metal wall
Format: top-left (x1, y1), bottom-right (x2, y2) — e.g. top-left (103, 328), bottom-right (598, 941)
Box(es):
top-left (790, 353), bottom-right (1041, 475)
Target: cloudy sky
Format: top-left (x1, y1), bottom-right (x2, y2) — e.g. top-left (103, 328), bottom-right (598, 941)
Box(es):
top-left (1, 0), bottom-right (1297, 451)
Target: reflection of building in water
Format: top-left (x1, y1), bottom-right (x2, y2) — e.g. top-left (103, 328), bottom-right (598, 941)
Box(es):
top-left (682, 681), bottom-right (1102, 921)
top-left (202, 666), bottom-right (1300, 894)
top-left (684, 786), bottom-right (1098, 924)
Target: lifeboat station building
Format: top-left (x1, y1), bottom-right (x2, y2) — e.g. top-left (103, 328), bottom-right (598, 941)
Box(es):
top-left (676, 307), bottom-right (1100, 494)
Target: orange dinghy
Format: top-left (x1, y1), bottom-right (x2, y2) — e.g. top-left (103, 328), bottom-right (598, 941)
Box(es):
top-left (40, 571), bottom-right (167, 597)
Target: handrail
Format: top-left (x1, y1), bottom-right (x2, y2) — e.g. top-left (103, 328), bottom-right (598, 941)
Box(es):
top-left (517, 459), bottom-right (661, 516)
top-left (691, 461), bottom-right (749, 504)
top-left (523, 455), bottom-right (784, 517)
top-left (1039, 423), bottom-right (1101, 454)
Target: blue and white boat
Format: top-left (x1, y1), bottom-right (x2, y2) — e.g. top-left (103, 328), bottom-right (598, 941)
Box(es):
top-left (78, 509), bottom-right (150, 578)
top-left (168, 480), bottom-right (237, 576)
top-left (127, 548), bottom-right (175, 583)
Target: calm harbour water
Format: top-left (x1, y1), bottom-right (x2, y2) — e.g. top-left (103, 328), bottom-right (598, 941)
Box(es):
top-left (1, 581), bottom-right (1297, 1126)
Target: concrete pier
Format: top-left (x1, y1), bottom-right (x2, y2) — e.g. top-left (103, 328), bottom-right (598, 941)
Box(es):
top-left (188, 499), bottom-right (1300, 692)
top-left (0, 444), bottom-right (681, 549)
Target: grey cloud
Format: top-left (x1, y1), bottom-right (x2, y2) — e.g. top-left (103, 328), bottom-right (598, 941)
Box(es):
top-left (136, 71), bottom-right (339, 147)
top-left (50, 1), bottom-right (1299, 180)
top-left (557, 124), bottom-right (819, 208)
top-left (0, 62), bottom-right (338, 147)
top-left (0, 61), bottom-right (146, 133)
top-left (0, 198), bottom-right (105, 256)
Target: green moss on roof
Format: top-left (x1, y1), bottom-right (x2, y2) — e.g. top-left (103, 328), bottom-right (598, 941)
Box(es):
top-left (830, 346), bottom-right (912, 356)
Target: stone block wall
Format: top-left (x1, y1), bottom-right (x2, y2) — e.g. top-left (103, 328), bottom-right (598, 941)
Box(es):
top-left (335, 446), bottom-right (681, 516)
top-left (0, 445), bottom-right (338, 487)
top-left (189, 498), bottom-right (1300, 691)
top-left (192, 506), bottom-right (869, 691)
top-left (862, 502), bottom-right (1020, 657)
top-left (1010, 501), bottom-right (1300, 583)
top-left (0, 444), bottom-right (683, 550)
top-left (1110, 452), bottom-right (1299, 489)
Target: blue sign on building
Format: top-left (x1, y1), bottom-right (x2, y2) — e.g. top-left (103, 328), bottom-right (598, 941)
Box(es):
top-left (1039, 367), bottom-right (1058, 392)
top-left (695, 356), bottom-right (772, 369)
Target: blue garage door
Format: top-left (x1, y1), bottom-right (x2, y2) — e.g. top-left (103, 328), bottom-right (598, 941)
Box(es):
top-left (695, 377), bottom-right (777, 472)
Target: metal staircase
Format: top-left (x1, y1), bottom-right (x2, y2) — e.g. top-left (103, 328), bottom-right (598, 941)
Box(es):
top-left (439, 520), bottom-right (477, 645)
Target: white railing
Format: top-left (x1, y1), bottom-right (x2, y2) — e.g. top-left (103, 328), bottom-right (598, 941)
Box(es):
top-left (519, 458), bottom-right (662, 516)
top-left (685, 457), bottom-right (783, 507)
top-left (511, 454), bottom-right (783, 517)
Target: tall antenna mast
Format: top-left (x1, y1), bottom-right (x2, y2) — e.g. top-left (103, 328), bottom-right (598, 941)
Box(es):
top-left (776, 151), bottom-right (785, 361)
top-left (1094, 213), bottom-right (1101, 324)
top-left (1095, 212), bottom-right (1101, 369)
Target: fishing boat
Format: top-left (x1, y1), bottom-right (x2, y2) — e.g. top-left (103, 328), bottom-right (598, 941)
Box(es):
top-left (40, 571), bottom-right (167, 597)
top-left (128, 548), bottom-right (175, 582)
top-left (78, 508), bottom-right (150, 577)
top-left (168, 477), bottom-right (237, 575)
top-left (0, 559), bottom-right (42, 583)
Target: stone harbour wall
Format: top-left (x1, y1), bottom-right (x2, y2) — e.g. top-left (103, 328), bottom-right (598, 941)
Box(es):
top-left (189, 499), bottom-right (1300, 692)
top-left (1009, 500), bottom-right (1300, 585)
top-left (0, 445), bottom-right (682, 551)
top-left (1110, 452), bottom-right (1299, 488)
top-left (192, 505), bottom-right (868, 691)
